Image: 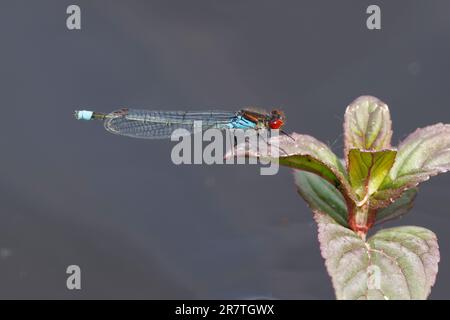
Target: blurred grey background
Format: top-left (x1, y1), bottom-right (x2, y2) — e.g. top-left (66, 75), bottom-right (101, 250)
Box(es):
top-left (0, 0), bottom-right (449, 299)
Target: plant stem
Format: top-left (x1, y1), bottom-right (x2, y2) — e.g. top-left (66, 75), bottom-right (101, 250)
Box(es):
top-left (347, 199), bottom-right (376, 239)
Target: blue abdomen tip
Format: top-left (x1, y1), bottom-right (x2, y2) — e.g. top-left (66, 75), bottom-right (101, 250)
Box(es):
top-left (75, 110), bottom-right (94, 120)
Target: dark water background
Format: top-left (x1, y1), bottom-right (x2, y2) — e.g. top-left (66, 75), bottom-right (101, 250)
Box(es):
top-left (0, 0), bottom-right (449, 299)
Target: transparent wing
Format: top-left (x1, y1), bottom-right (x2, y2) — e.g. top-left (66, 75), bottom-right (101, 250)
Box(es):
top-left (104, 109), bottom-right (237, 139)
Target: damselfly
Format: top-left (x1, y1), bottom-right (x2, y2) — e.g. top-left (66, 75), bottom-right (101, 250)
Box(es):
top-left (74, 108), bottom-right (290, 139)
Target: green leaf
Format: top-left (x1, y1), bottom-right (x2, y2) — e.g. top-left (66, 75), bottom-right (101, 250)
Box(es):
top-left (315, 212), bottom-right (439, 300)
top-left (227, 132), bottom-right (356, 201)
top-left (294, 170), bottom-right (348, 227)
top-left (344, 96), bottom-right (392, 158)
top-left (347, 149), bottom-right (397, 201)
top-left (375, 188), bottom-right (417, 225)
top-left (294, 154), bottom-right (416, 230)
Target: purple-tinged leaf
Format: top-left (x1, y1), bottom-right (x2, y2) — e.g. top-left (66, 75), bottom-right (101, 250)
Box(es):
top-left (375, 188), bottom-right (417, 225)
top-left (315, 212), bottom-right (439, 300)
top-left (226, 132), bottom-right (357, 201)
top-left (373, 123), bottom-right (450, 207)
top-left (385, 123), bottom-right (450, 187)
top-left (344, 96), bottom-right (392, 160)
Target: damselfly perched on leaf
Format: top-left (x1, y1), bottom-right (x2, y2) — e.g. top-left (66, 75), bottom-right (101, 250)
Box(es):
top-left (74, 108), bottom-right (290, 139)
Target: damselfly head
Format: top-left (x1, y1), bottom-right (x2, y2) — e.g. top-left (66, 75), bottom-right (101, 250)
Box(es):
top-left (269, 109), bottom-right (285, 129)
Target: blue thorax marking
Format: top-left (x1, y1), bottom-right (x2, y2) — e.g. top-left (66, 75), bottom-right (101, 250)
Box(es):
top-left (227, 115), bottom-right (257, 129)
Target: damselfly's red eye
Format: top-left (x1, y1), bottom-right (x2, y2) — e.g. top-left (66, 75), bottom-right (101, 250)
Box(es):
top-left (269, 119), bottom-right (284, 129)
